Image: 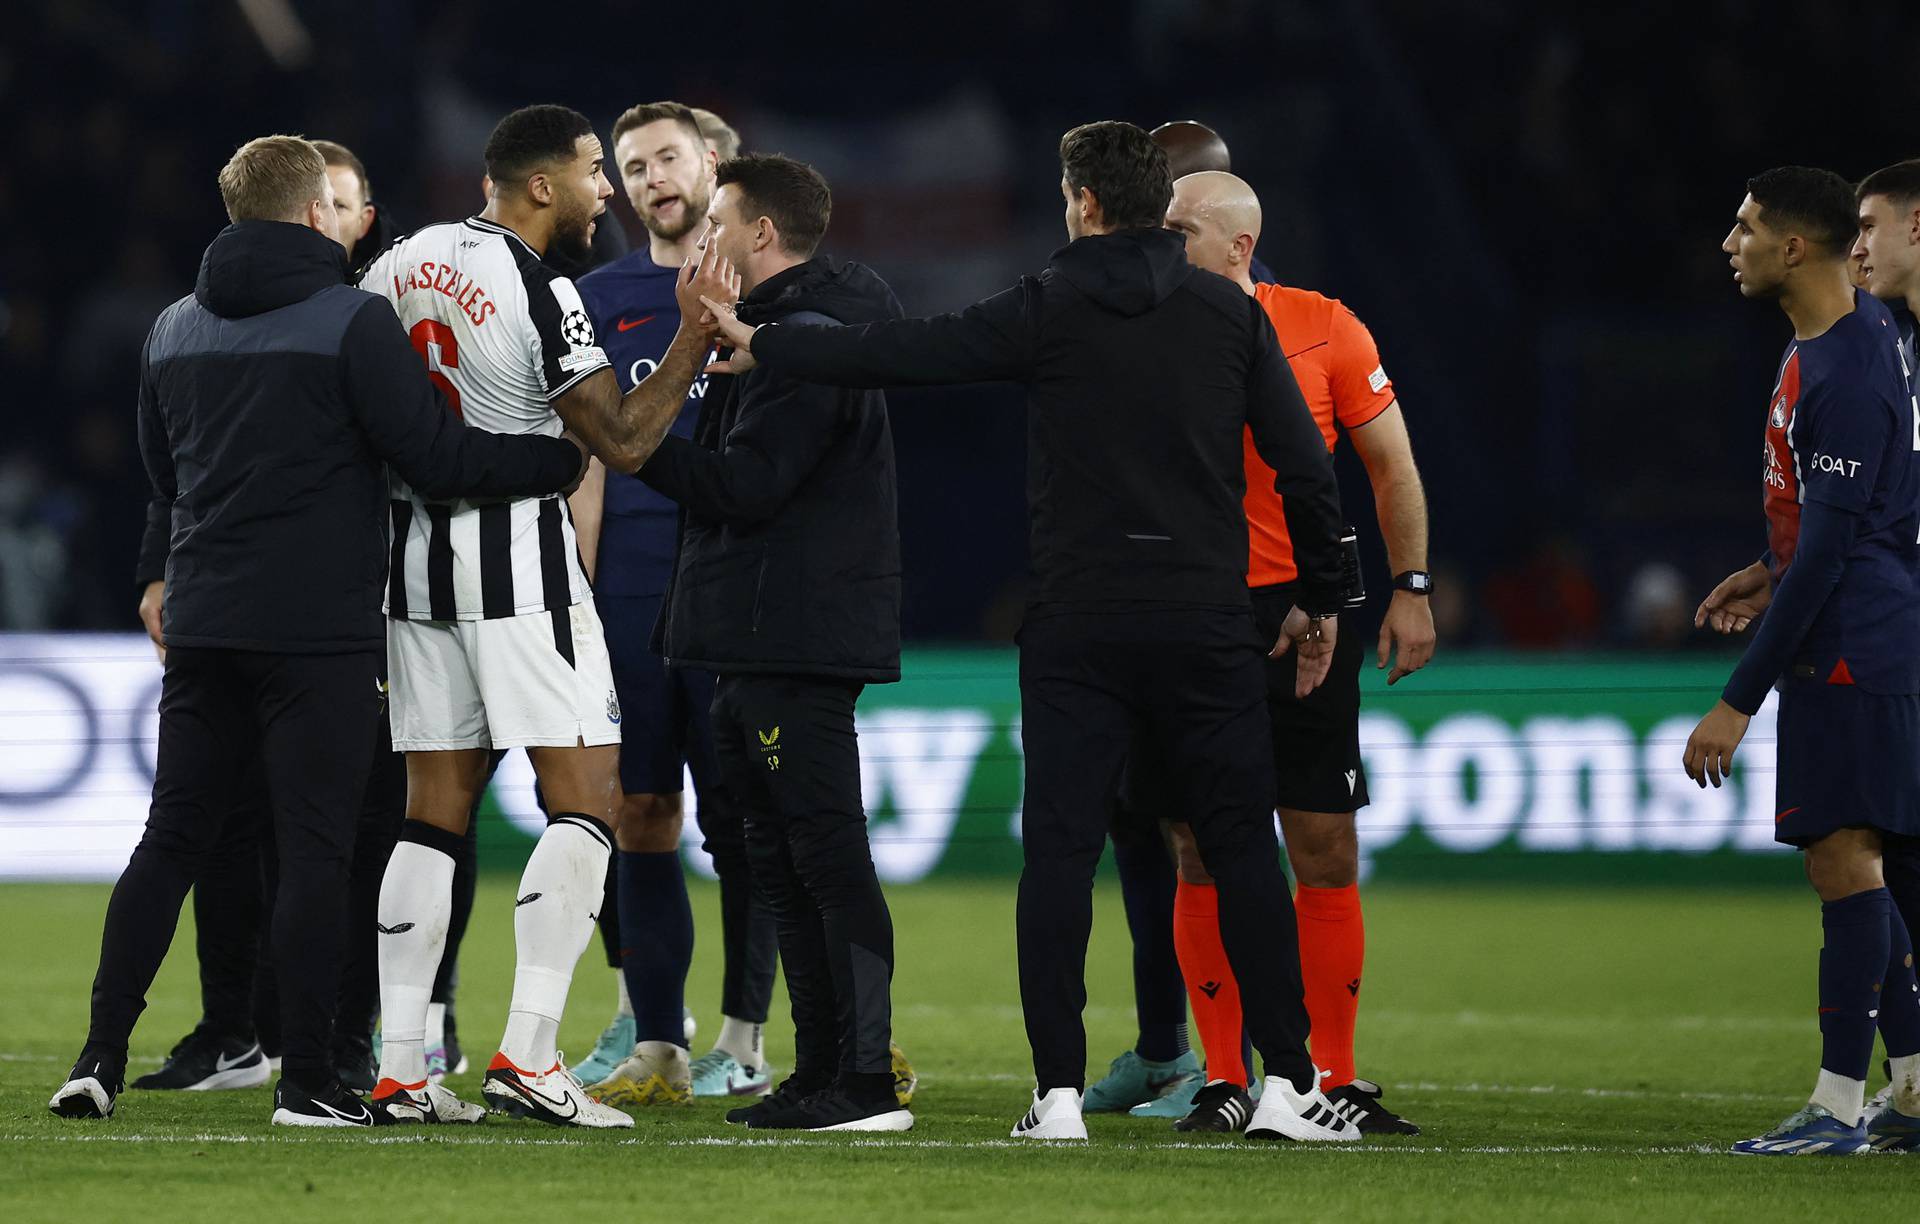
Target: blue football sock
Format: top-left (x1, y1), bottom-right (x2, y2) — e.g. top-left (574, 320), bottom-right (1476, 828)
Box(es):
top-left (618, 850), bottom-right (693, 1047)
top-left (1820, 888), bottom-right (1892, 1081)
top-left (1881, 900), bottom-right (1920, 1060)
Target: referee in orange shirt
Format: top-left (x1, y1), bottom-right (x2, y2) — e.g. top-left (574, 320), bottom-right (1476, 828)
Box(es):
top-left (1126, 170), bottom-right (1435, 1134)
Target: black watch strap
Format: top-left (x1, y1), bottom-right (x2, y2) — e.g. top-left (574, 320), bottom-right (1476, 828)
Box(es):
top-left (1393, 570), bottom-right (1433, 595)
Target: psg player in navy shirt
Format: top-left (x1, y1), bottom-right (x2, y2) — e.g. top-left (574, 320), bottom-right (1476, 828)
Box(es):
top-left (1851, 158), bottom-right (1920, 1131)
top-left (1689, 167), bottom-right (1920, 1154)
top-left (568, 102), bottom-right (779, 1103)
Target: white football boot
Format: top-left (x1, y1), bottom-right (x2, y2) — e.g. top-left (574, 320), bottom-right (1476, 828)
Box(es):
top-left (370, 1076), bottom-right (487, 1124)
top-left (590, 1040), bottom-right (693, 1107)
top-left (482, 1052), bottom-right (634, 1129)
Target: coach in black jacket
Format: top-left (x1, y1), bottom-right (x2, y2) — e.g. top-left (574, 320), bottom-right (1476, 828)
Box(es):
top-left (636, 154), bottom-right (908, 1132)
top-left (705, 123), bottom-right (1360, 1140)
top-left (51, 136), bottom-right (585, 1128)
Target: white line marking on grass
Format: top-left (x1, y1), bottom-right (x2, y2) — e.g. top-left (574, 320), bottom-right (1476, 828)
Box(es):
top-left (0, 1131), bottom-right (1725, 1156)
top-left (930, 1073), bottom-right (1794, 1105)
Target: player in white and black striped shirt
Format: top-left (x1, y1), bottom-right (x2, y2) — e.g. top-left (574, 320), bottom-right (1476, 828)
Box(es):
top-left (364, 104), bottom-right (738, 1129)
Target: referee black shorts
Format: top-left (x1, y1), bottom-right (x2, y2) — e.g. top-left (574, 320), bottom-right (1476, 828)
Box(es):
top-left (1119, 583), bottom-right (1368, 822)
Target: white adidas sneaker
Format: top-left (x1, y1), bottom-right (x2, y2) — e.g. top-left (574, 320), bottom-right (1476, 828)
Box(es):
top-left (1245, 1074), bottom-right (1363, 1142)
top-left (1011, 1087), bottom-right (1089, 1140)
top-left (482, 1053), bottom-right (635, 1129)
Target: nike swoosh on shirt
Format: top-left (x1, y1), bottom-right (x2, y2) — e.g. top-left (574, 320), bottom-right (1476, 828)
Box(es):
top-left (616, 315), bottom-right (655, 332)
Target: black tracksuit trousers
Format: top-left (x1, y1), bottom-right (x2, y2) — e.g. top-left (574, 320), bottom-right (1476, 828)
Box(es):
top-left (85, 646), bottom-right (381, 1084)
top-left (712, 674), bottom-right (895, 1094)
top-left (1015, 606), bottom-right (1316, 1093)
top-left (191, 699), bottom-right (404, 1060)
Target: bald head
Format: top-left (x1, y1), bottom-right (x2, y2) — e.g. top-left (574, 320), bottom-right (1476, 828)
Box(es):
top-left (1165, 171), bottom-right (1263, 286)
top-left (1151, 120), bottom-right (1231, 180)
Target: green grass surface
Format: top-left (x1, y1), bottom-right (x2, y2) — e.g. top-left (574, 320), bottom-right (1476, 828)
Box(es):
top-left (0, 878), bottom-right (1904, 1221)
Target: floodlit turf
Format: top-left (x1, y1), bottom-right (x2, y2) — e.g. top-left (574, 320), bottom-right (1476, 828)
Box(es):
top-left (0, 877), bottom-right (1908, 1221)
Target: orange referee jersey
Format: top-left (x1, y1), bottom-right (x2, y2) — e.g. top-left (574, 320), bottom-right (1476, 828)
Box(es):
top-left (1244, 282), bottom-right (1397, 586)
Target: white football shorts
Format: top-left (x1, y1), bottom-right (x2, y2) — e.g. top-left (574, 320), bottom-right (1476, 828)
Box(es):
top-left (388, 599), bottom-right (622, 752)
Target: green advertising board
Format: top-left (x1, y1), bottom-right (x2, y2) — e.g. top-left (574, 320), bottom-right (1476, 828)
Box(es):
top-left (473, 648), bottom-right (1800, 885)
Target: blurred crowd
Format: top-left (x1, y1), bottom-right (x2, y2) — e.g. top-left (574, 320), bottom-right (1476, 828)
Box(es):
top-left (4, 0), bottom-right (1916, 646)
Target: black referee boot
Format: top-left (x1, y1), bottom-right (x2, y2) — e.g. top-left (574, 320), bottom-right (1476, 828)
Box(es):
top-left (1173, 1080), bottom-right (1255, 1133)
top-left (1325, 1078), bottom-right (1421, 1135)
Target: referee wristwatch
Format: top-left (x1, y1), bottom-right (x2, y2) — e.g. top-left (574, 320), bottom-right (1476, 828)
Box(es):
top-left (1392, 570), bottom-right (1433, 596)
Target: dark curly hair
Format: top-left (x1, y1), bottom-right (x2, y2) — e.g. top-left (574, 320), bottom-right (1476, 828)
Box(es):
top-left (1059, 121), bottom-right (1174, 231)
top-left (484, 104), bottom-right (595, 187)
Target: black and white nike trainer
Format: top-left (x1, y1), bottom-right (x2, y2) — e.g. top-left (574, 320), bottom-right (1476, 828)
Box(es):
top-left (1325, 1078), bottom-right (1421, 1135)
top-left (481, 1052), bottom-right (633, 1129)
top-left (270, 1077), bottom-right (375, 1128)
top-left (1172, 1079), bottom-right (1255, 1133)
top-left (726, 1073), bottom-right (832, 1126)
top-left (49, 1052), bottom-right (125, 1119)
top-left (750, 1087), bottom-right (914, 1132)
top-left (132, 1026), bottom-right (270, 1091)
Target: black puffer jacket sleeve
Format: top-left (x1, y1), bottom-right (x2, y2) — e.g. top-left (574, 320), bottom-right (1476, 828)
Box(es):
top-left (134, 335), bottom-right (173, 586)
top-left (752, 282), bottom-right (1035, 387)
top-left (339, 297), bottom-right (583, 500)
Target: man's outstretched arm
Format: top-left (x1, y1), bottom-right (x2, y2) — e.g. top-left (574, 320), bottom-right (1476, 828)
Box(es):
top-left (704, 282), bottom-right (1034, 388)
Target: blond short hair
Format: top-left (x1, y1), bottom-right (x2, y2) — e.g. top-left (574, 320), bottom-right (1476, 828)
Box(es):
top-left (217, 135), bottom-right (328, 224)
top-left (691, 108), bottom-right (740, 161)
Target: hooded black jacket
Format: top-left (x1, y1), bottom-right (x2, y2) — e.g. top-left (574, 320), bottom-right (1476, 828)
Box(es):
top-left (638, 256), bottom-right (903, 681)
top-left (752, 227), bottom-right (1346, 614)
top-left (135, 220), bottom-right (583, 653)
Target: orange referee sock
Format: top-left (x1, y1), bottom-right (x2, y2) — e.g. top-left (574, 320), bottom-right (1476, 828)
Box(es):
top-left (1172, 879), bottom-right (1246, 1086)
top-left (1296, 883), bottom-right (1364, 1088)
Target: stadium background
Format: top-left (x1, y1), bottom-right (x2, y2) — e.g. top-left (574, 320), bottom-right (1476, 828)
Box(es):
top-left (5, 0), bottom-right (1916, 884)
top-left (6, 4), bottom-right (1920, 1217)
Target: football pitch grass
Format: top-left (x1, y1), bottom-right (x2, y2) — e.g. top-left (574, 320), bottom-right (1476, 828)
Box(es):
top-left (0, 878), bottom-right (1906, 1221)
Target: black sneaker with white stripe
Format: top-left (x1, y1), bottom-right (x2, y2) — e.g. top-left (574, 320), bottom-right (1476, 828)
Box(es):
top-left (49, 1051), bottom-right (125, 1119)
top-left (1172, 1080), bottom-right (1254, 1133)
top-left (726, 1073), bottom-right (831, 1126)
top-left (270, 1077), bottom-right (375, 1128)
top-left (1325, 1078), bottom-right (1421, 1135)
top-left (132, 1025), bottom-right (270, 1091)
top-left (750, 1087), bottom-right (913, 1132)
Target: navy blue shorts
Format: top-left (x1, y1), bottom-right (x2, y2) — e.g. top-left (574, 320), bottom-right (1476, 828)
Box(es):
top-left (1773, 674), bottom-right (1920, 848)
top-left (599, 593), bottom-right (719, 797)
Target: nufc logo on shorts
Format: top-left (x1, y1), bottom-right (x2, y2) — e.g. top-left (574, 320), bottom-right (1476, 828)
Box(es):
top-left (607, 690), bottom-right (621, 724)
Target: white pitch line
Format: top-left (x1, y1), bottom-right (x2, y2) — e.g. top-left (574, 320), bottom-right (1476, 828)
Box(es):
top-left (0, 1130), bottom-right (1723, 1156)
top-left (929, 1073), bottom-right (1795, 1105)
top-left (0, 1055), bottom-right (1801, 1108)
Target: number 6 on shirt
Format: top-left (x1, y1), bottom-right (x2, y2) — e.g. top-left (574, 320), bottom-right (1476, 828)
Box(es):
top-left (409, 318), bottom-right (462, 419)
